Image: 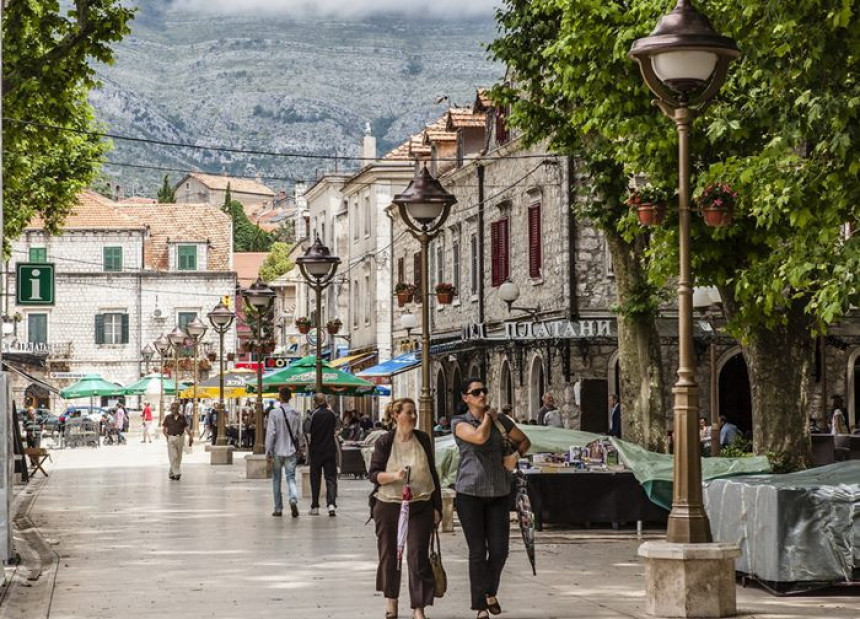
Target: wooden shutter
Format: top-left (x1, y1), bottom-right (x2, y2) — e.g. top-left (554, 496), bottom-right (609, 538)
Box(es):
top-left (121, 314), bottom-right (130, 344)
top-left (491, 218), bottom-right (509, 287)
top-left (413, 251), bottom-right (422, 302)
top-left (528, 203), bottom-right (542, 279)
top-left (95, 314), bottom-right (105, 344)
top-left (397, 257), bottom-right (404, 285)
top-left (495, 109), bottom-right (509, 145)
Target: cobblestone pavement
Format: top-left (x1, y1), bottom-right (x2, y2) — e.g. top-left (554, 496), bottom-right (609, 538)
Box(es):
top-left (2, 434), bottom-right (857, 619)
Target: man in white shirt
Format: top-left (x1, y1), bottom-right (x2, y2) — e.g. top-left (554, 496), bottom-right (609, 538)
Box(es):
top-left (265, 387), bottom-right (303, 518)
top-left (114, 403), bottom-right (127, 445)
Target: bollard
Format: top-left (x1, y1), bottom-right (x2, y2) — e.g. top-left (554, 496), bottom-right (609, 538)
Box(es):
top-left (441, 488), bottom-right (455, 533)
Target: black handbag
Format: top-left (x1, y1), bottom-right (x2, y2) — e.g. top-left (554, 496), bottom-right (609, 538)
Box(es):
top-left (429, 527), bottom-right (447, 598)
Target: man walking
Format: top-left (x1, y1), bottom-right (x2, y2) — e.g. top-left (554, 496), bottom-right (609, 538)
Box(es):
top-left (307, 393), bottom-right (338, 516)
top-left (141, 402), bottom-right (153, 443)
top-left (115, 402), bottom-right (127, 445)
top-left (266, 387), bottom-right (303, 518)
top-left (163, 401), bottom-right (193, 480)
top-left (608, 394), bottom-right (622, 438)
top-left (537, 393), bottom-right (556, 426)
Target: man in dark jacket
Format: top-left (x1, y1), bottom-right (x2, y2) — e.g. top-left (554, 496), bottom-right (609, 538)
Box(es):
top-left (307, 394), bottom-right (339, 516)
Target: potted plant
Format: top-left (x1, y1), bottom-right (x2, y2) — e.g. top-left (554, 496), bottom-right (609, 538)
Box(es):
top-left (435, 282), bottom-right (456, 304)
top-left (627, 185), bottom-right (668, 226)
top-left (394, 282), bottom-right (416, 307)
top-left (207, 351), bottom-right (217, 362)
top-left (295, 316), bottom-right (312, 334)
top-left (226, 352), bottom-right (236, 361)
top-left (326, 317), bottom-right (342, 335)
top-left (697, 183), bottom-right (736, 227)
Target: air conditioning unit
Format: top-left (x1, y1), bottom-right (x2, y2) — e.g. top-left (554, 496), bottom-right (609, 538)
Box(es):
top-left (152, 308), bottom-right (165, 320)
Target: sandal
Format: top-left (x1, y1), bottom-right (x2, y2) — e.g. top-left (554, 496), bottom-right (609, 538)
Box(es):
top-left (486, 596), bottom-right (501, 615)
top-left (477, 611), bottom-right (490, 619)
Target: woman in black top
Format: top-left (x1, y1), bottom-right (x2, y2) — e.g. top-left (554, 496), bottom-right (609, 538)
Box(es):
top-left (452, 378), bottom-right (530, 619)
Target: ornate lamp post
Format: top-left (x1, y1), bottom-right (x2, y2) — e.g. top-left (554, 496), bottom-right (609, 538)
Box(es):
top-left (141, 343), bottom-right (155, 375)
top-left (241, 278), bottom-right (275, 456)
top-left (393, 166), bottom-right (457, 439)
top-left (629, 2), bottom-right (740, 616)
top-left (296, 237), bottom-right (341, 393)
top-left (183, 316), bottom-right (208, 438)
top-left (208, 301), bottom-right (235, 455)
top-left (153, 334), bottom-right (172, 428)
top-left (167, 325), bottom-right (187, 414)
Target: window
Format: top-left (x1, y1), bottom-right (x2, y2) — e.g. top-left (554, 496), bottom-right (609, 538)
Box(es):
top-left (352, 201), bottom-right (359, 240)
top-left (95, 313), bottom-right (129, 345)
top-left (27, 314), bottom-right (47, 345)
top-left (29, 247), bottom-right (47, 263)
top-left (452, 238), bottom-right (461, 296)
top-left (413, 251), bottom-right (422, 303)
top-left (364, 196), bottom-right (371, 237)
top-left (103, 247), bottom-right (123, 272)
top-left (177, 312), bottom-right (197, 330)
top-left (490, 218), bottom-right (510, 287)
top-left (470, 233), bottom-right (479, 296)
top-left (397, 257), bottom-right (405, 285)
top-left (353, 281), bottom-right (359, 326)
top-left (528, 203), bottom-right (542, 279)
top-left (435, 242), bottom-right (444, 287)
top-left (364, 275), bottom-right (371, 323)
top-left (178, 245), bottom-right (197, 270)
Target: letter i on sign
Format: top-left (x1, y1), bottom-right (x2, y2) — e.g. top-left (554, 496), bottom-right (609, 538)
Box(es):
top-left (30, 269), bottom-right (42, 301)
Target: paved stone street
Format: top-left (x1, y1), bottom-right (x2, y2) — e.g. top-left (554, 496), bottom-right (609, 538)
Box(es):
top-left (2, 433), bottom-right (857, 619)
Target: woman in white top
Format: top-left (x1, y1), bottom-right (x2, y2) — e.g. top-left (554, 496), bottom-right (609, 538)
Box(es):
top-left (831, 395), bottom-right (849, 435)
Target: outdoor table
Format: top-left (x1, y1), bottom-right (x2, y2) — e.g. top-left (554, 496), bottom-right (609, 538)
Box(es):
top-left (340, 446), bottom-right (367, 478)
top-left (518, 469), bottom-right (668, 531)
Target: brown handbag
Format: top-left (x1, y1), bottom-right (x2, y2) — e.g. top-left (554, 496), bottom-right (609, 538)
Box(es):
top-left (429, 527), bottom-right (447, 598)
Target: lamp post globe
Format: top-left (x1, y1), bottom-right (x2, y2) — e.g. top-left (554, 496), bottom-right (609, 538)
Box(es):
top-left (498, 279), bottom-right (520, 312)
top-left (141, 343), bottom-right (155, 364)
top-left (167, 326), bottom-right (186, 348)
top-left (241, 277), bottom-right (276, 310)
top-left (153, 334), bottom-right (171, 356)
top-left (207, 301), bottom-right (235, 332)
top-left (392, 166), bottom-right (457, 231)
top-left (400, 311), bottom-right (418, 333)
top-left (183, 316), bottom-right (208, 341)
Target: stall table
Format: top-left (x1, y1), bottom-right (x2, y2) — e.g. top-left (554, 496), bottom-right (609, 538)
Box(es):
top-left (340, 446), bottom-right (367, 478)
top-left (520, 469), bottom-right (668, 531)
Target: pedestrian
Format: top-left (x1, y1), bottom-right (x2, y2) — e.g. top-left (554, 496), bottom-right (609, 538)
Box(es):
top-left (452, 377), bottom-right (530, 619)
top-left (608, 394), bottom-right (622, 438)
top-left (307, 393), bottom-right (339, 516)
top-left (115, 402), bottom-right (127, 445)
top-left (719, 415), bottom-right (740, 447)
top-left (369, 398), bottom-right (442, 619)
top-left (433, 416), bottom-right (451, 436)
top-left (543, 406), bottom-right (564, 428)
top-left (265, 387), bottom-right (303, 518)
top-left (536, 393), bottom-right (556, 426)
top-left (141, 402), bottom-right (153, 443)
top-left (699, 417), bottom-right (712, 456)
top-left (163, 401), bottom-right (193, 480)
top-left (200, 406), bottom-right (211, 440)
top-left (24, 404), bottom-right (43, 465)
top-left (831, 395), bottom-right (849, 435)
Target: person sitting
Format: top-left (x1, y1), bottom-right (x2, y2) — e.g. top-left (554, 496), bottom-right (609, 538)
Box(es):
top-left (433, 416), bottom-right (451, 436)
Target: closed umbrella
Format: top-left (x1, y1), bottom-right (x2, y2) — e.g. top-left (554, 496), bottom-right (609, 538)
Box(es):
top-left (396, 466), bottom-right (412, 571)
top-left (513, 470), bottom-right (537, 575)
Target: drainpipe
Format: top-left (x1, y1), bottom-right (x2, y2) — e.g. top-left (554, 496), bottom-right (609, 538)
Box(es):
top-left (138, 231), bottom-right (145, 378)
top-left (567, 156), bottom-right (578, 319)
top-left (477, 164), bottom-right (485, 325)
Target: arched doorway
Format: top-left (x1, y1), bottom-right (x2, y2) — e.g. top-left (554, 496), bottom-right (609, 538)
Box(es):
top-left (25, 383), bottom-right (50, 409)
top-left (848, 348), bottom-right (860, 429)
top-left (500, 359), bottom-right (513, 410)
top-left (607, 351), bottom-right (621, 426)
top-left (434, 367), bottom-right (448, 421)
top-left (528, 355), bottom-right (544, 420)
top-left (718, 352), bottom-right (752, 436)
top-left (450, 365), bottom-right (462, 417)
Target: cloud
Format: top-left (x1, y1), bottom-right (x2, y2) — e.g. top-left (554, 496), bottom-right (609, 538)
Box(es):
top-left (170, 0), bottom-right (499, 19)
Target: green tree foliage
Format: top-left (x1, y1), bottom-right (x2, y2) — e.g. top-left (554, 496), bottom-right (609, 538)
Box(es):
top-left (259, 242), bottom-right (294, 282)
top-left (489, 0), bottom-right (858, 462)
top-left (221, 184), bottom-right (274, 252)
top-left (2, 0), bottom-right (135, 247)
top-left (156, 174), bottom-right (176, 203)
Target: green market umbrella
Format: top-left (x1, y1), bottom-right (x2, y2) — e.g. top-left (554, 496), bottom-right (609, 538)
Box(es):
top-left (122, 373), bottom-right (184, 396)
top-left (252, 356), bottom-right (376, 395)
top-left (60, 374), bottom-right (125, 399)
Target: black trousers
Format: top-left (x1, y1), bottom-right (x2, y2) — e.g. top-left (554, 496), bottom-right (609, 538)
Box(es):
top-left (309, 453), bottom-right (338, 509)
top-left (456, 493), bottom-right (510, 611)
top-left (373, 499), bottom-right (435, 609)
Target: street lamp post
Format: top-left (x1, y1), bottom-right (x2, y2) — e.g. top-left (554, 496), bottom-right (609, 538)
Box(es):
top-left (393, 166), bottom-right (457, 439)
top-left (183, 316), bottom-right (208, 439)
top-left (241, 278), bottom-right (276, 456)
top-left (167, 326), bottom-right (187, 417)
top-left (153, 334), bottom-right (172, 429)
top-left (629, 0), bottom-right (739, 546)
top-left (141, 343), bottom-right (155, 375)
top-left (629, 2), bottom-right (740, 616)
top-left (208, 301), bottom-right (235, 449)
top-left (296, 237), bottom-right (341, 393)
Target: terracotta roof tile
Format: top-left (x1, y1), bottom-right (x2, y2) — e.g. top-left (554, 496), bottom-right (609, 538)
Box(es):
top-left (447, 107), bottom-right (487, 130)
top-left (473, 89), bottom-right (494, 112)
top-left (27, 191), bottom-right (145, 231)
top-left (234, 252), bottom-right (269, 285)
top-left (181, 172), bottom-right (275, 197)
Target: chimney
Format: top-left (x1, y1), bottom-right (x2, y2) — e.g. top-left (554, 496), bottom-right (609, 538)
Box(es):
top-left (361, 122), bottom-right (376, 162)
top-left (114, 184), bottom-right (124, 201)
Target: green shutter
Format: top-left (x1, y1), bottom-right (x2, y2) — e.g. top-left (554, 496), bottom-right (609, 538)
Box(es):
top-left (29, 248), bottom-right (47, 263)
top-left (178, 245), bottom-right (197, 270)
top-left (103, 247), bottom-right (123, 271)
top-left (95, 314), bottom-right (105, 344)
top-left (121, 314), bottom-right (129, 344)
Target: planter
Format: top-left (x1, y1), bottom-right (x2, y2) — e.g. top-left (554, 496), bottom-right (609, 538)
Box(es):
top-left (635, 203), bottom-right (666, 226)
top-left (702, 205), bottom-right (733, 227)
top-left (226, 352), bottom-right (235, 361)
top-left (207, 351), bottom-right (217, 362)
top-left (396, 291), bottom-right (414, 307)
top-left (297, 324), bottom-right (311, 334)
top-left (436, 291), bottom-right (454, 305)
top-left (326, 325), bottom-right (341, 335)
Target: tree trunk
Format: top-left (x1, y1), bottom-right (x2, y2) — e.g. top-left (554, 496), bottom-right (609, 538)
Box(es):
top-left (721, 290), bottom-right (813, 469)
top-left (606, 232), bottom-right (668, 452)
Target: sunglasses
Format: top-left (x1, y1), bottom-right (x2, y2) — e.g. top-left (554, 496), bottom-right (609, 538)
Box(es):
top-left (466, 388), bottom-right (489, 397)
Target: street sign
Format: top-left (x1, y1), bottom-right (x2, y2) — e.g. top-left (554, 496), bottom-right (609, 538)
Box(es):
top-left (16, 263), bottom-right (55, 306)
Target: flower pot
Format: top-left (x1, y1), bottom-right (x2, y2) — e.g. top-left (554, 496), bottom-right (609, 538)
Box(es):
top-left (635, 203), bottom-right (666, 226)
top-left (396, 291), bottom-right (413, 307)
top-left (207, 351), bottom-right (217, 362)
top-left (226, 352), bottom-right (235, 361)
top-left (297, 324), bottom-right (311, 334)
top-left (702, 206), bottom-right (733, 227)
top-left (326, 324), bottom-right (341, 335)
top-left (436, 291), bottom-right (454, 305)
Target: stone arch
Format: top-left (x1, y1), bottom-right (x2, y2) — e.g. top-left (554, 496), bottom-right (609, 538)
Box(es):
top-left (450, 363), bottom-right (462, 418)
top-left (24, 383), bottom-right (49, 409)
top-left (717, 346), bottom-right (752, 435)
top-left (434, 365), bottom-right (448, 421)
top-left (500, 358), bottom-right (514, 410)
top-left (847, 347), bottom-right (860, 429)
top-left (528, 353), bottom-right (545, 420)
top-left (607, 349), bottom-right (621, 426)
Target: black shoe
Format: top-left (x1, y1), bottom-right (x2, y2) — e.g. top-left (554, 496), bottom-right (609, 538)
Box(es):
top-left (272, 510), bottom-right (282, 517)
top-left (486, 597), bottom-right (501, 615)
top-left (168, 474), bottom-right (176, 480)
top-left (290, 503), bottom-right (299, 518)
top-left (175, 474), bottom-right (181, 480)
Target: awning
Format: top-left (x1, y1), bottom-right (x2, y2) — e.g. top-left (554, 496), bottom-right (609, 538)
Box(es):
top-left (330, 353), bottom-right (377, 369)
top-left (1, 362), bottom-right (61, 395)
top-left (356, 352), bottom-right (419, 384)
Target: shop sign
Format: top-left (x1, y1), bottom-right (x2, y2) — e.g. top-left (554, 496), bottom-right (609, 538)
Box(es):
top-left (3, 341), bottom-right (64, 354)
top-left (461, 319), bottom-right (615, 342)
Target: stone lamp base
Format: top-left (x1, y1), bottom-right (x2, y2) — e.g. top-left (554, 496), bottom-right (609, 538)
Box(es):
top-left (245, 454), bottom-right (271, 479)
top-left (639, 542), bottom-right (741, 618)
top-left (209, 445), bottom-right (234, 465)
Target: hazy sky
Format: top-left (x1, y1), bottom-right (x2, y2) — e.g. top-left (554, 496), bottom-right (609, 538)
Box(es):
top-left (171, 0), bottom-right (499, 19)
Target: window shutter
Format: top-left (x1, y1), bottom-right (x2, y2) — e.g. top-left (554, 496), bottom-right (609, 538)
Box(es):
top-left (491, 219), bottom-right (509, 287)
top-left (495, 109), bottom-right (509, 145)
top-left (413, 251), bottom-right (422, 302)
top-left (528, 203), bottom-right (542, 278)
top-left (121, 314), bottom-right (130, 344)
top-left (95, 314), bottom-right (105, 344)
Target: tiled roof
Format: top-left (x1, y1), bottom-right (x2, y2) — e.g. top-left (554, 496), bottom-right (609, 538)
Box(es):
top-left (27, 191), bottom-right (145, 231)
top-left (181, 172), bottom-right (275, 197)
top-left (423, 127), bottom-right (457, 144)
top-left (234, 252), bottom-right (269, 285)
top-left (447, 107), bottom-right (486, 130)
top-left (125, 203), bottom-right (233, 271)
top-left (473, 89), bottom-right (494, 112)
top-left (383, 114), bottom-right (449, 161)
top-left (117, 196), bottom-right (158, 204)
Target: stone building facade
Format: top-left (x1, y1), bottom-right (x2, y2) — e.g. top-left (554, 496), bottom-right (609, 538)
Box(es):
top-left (174, 172), bottom-right (275, 219)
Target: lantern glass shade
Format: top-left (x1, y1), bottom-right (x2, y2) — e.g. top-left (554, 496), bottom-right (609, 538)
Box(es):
top-left (297, 238), bottom-right (340, 283)
top-left (392, 166), bottom-right (457, 226)
top-left (184, 316), bottom-right (208, 340)
top-left (167, 326), bottom-right (187, 347)
top-left (405, 201), bottom-right (445, 224)
top-left (305, 260), bottom-right (336, 279)
top-left (652, 50), bottom-right (718, 85)
top-left (400, 312), bottom-right (419, 331)
top-left (2, 322), bottom-right (14, 336)
top-left (208, 302), bottom-right (235, 330)
top-left (141, 344), bottom-right (155, 362)
top-left (242, 278), bottom-right (276, 310)
top-left (153, 335), bottom-right (171, 355)
top-left (498, 280), bottom-right (521, 305)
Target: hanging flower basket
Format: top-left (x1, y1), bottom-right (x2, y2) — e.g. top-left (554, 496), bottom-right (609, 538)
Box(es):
top-left (435, 283), bottom-right (456, 305)
top-left (627, 185), bottom-right (669, 227)
top-left (207, 351), bottom-right (217, 362)
top-left (697, 183), bottom-right (736, 227)
top-left (326, 318), bottom-right (342, 335)
top-left (226, 352), bottom-right (236, 361)
top-left (394, 283), bottom-right (416, 307)
top-left (295, 317), bottom-right (312, 334)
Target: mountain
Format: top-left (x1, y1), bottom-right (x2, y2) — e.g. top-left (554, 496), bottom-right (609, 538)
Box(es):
top-left (90, 2), bottom-right (501, 198)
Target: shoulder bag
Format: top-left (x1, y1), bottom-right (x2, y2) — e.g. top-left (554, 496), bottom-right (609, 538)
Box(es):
top-left (282, 406), bottom-right (305, 463)
top-left (429, 527), bottom-right (447, 598)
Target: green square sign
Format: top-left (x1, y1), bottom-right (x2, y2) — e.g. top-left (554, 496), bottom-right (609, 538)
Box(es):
top-left (16, 263), bottom-right (55, 305)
